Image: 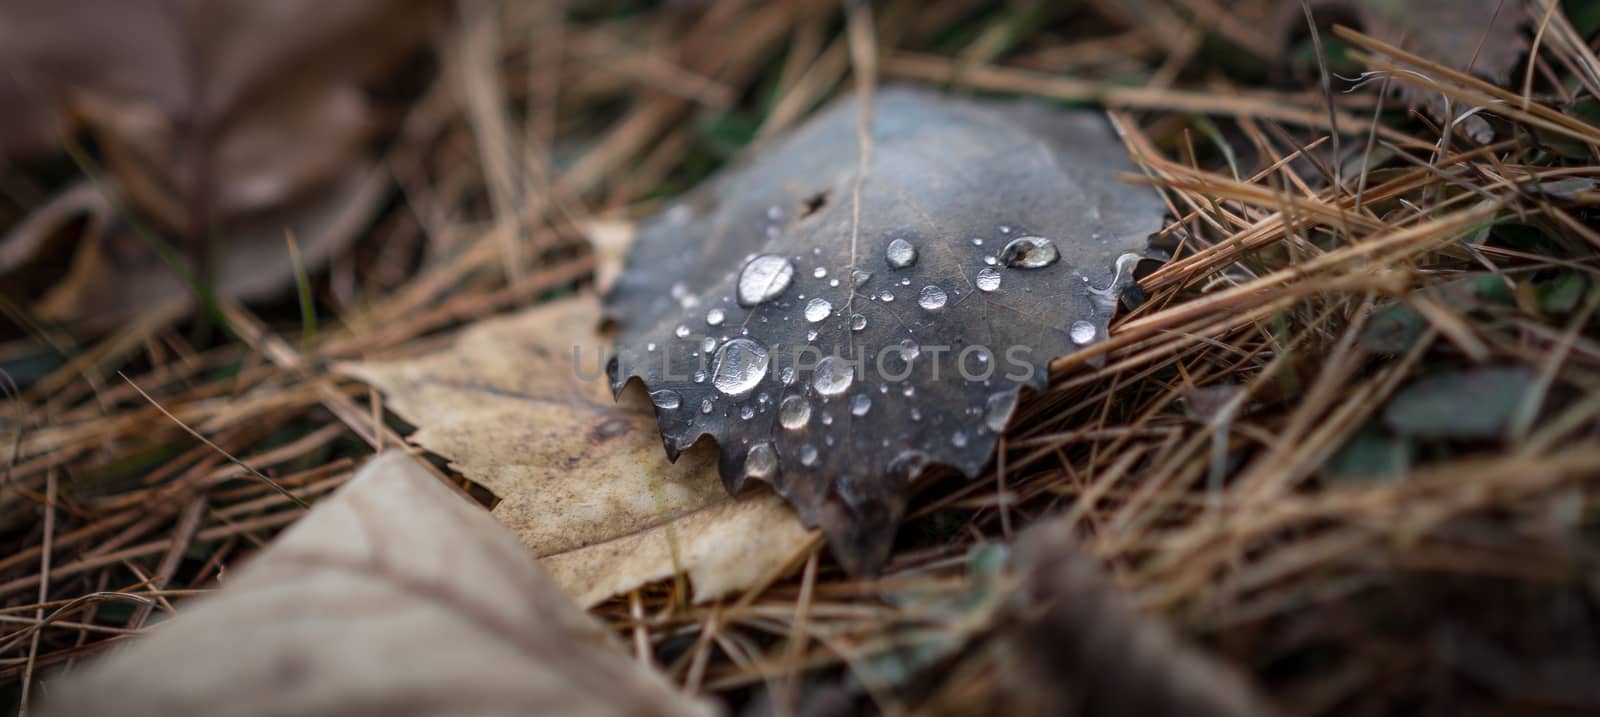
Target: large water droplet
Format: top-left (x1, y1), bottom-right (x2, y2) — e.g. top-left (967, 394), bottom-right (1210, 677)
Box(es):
top-left (918, 285), bottom-right (947, 310)
top-left (737, 254), bottom-right (795, 306)
top-left (706, 308), bottom-right (726, 326)
top-left (800, 444), bottom-right (819, 466)
top-left (984, 391), bottom-right (1018, 432)
top-left (976, 267), bottom-right (1002, 292)
top-left (1000, 236), bottom-right (1060, 269)
top-left (850, 313), bottom-right (867, 331)
top-left (649, 389), bottom-right (681, 410)
top-left (778, 394), bottom-right (812, 429)
top-left (885, 238), bottom-right (918, 269)
top-left (711, 338), bottom-right (770, 396)
top-left (804, 297), bottom-right (832, 323)
top-left (745, 442), bottom-right (777, 480)
top-left (812, 355), bottom-right (855, 396)
top-left (850, 394), bottom-right (872, 416)
top-left (1069, 320), bottom-right (1097, 345)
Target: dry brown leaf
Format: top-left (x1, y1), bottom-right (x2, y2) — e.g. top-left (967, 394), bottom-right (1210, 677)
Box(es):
top-left (0, 0), bottom-right (443, 325)
top-left (339, 295), bottom-right (812, 607)
top-left (36, 451), bottom-right (714, 717)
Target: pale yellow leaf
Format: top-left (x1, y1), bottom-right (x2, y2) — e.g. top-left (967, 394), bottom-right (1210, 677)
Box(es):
top-left (338, 295), bottom-right (811, 606)
top-left (37, 451), bottom-right (714, 717)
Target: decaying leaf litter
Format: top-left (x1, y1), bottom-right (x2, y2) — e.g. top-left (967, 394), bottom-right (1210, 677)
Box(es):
top-left (4, 0), bottom-right (1600, 714)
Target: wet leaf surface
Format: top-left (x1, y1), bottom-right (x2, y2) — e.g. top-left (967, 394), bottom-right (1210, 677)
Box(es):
top-left (38, 451), bottom-right (713, 717)
top-left (340, 295), bottom-right (811, 607)
top-left (604, 88), bottom-right (1164, 573)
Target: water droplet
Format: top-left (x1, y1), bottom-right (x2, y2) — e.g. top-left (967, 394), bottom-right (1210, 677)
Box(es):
top-left (885, 238), bottom-right (917, 269)
top-left (706, 308), bottom-right (726, 326)
top-left (879, 291), bottom-right (895, 302)
top-left (701, 398), bottom-right (714, 414)
top-left (1070, 320), bottom-right (1097, 345)
top-left (812, 355), bottom-right (855, 396)
top-left (813, 267), bottom-right (827, 279)
top-left (646, 342), bottom-right (658, 352)
top-left (674, 324), bottom-right (691, 338)
top-left (806, 328), bottom-right (819, 341)
top-left (851, 269), bottom-right (874, 287)
top-left (976, 267), bottom-right (1002, 292)
top-left (952, 431), bottom-right (968, 448)
top-left (780, 366), bottom-right (796, 385)
top-left (711, 338), bottom-right (770, 396)
top-left (779, 395), bottom-right (812, 429)
top-left (850, 394), bottom-right (871, 416)
top-left (821, 412), bottom-right (833, 426)
top-left (737, 254), bottom-right (795, 306)
top-left (649, 389), bottom-right (681, 410)
top-left (918, 285), bottom-right (947, 310)
top-left (1000, 236), bottom-right (1059, 269)
top-left (767, 205), bottom-right (783, 221)
top-left (745, 442), bottom-right (777, 479)
top-left (800, 444), bottom-right (819, 466)
top-left (740, 404), bottom-right (756, 420)
top-left (971, 237), bottom-right (984, 246)
top-left (998, 225), bottom-right (1013, 234)
top-left (829, 278), bottom-right (840, 287)
top-left (984, 392), bottom-right (1018, 432)
top-left (693, 370), bottom-right (707, 383)
top-left (701, 337), bottom-right (718, 353)
top-left (898, 339), bottom-right (921, 361)
top-left (850, 313), bottom-right (867, 331)
top-left (804, 297), bottom-right (832, 322)
top-left (984, 256), bottom-right (997, 266)
top-left (910, 407), bottom-right (923, 421)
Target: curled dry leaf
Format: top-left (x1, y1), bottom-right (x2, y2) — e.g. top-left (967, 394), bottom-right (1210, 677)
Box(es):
top-left (994, 518), bottom-right (1271, 717)
top-left (339, 295), bottom-right (811, 607)
top-left (0, 0), bottom-right (443, 325)
top-left (604, 88), bottom-right (1164, 574)
top-left (37, 451), bottom-right (714, 717)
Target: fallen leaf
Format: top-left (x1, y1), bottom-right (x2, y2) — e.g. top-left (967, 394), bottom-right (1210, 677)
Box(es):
top-left (0, 0), bottom-right (443, 325)
top-left (37, 451), bottom-right (714, 717)
top-left (992, 518), bottom-right (1270, 716)
top-left (339, 295), bottom-right (812, 607)
top-left (604, 87), bottom-right (1165, 573)
top-left (1283, 0), bottom-right (1527, 140)
top-left (1383, 365), bottom-right (1535, 439)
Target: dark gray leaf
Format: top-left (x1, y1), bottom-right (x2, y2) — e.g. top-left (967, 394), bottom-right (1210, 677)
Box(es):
top-left (604, 88), bottom-right (1164, 573)
top-left (1382, 366), bottom-right (1535, 440)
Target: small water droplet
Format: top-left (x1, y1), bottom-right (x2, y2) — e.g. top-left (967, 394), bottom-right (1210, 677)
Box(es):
top-left (812, 355), bottom-right (855, 396)
top-left (693, 370), bottom-right (707, 383)
top-left (701, 398), bottom-right (714, 414)
top-left (800, 444), bottom-right (819, 466)
top-left (706, 308), bottom-right (726, 326)
top-left (804, 297), bottom-right (832, 322)
top-left (885, 238), bottom-right (918, 269)
top-left (1000, 236), bottom-right (1059, 269)
top-left (674, 324), bottom-right (691, 338)
top-left (976, 267), bottom-right (1002, 292)
top-left (740, 404), bottom-right (756, 420)
top-left (711, 338), bottom-right (770, 396)
top-left (813, 267), bottom-right (827, 279)
top-left (898, 339), bottom-right (921, 361)
top-left (910, 407), bottom-right (923, 421)
top-left (984, 256), bottom-right (997, 266)
top-left (821, 412), bottom-right (833, 426)
top-left (998, 225), bottom-right (1012, 234)
top-left (850, 313), bottom-right (867, 331)
top-left (745, 442), bottom-right (777, 479)
top-left (879, 291), bottom-right (895, 302)
top-left (971, 237), bottom-right (984, 246)
top-left (701, 337), bottom-right (717, 353)
top-left (806, 328), bottom-right (819, 341)
top-left (851, 394), bottom-right (871, 416)
top-left (779, 394), bottom-right (812, 429)
top-left (646, 342), bottom-right (658, 352)
top-left (1070, 320), bottom-right (1097, 345)
top-left (649, 389), bottom-right (681, 410)
top-left (829, 278), bottom-right (840, 287)
top-left (767, 205), bottom-right (783, 221)
top-left (851, 269), bottom-right (873, 287)
top-left (918, 285), bottom-right (947, 310)
top-left (951, 431), bottom-right (968, 448)
top-left (780, 366), bottom-right (796, 385)
top-left (984, 392), bottom-right (1018, 432)
top-left (737, 254), bottom-right (795, 306)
